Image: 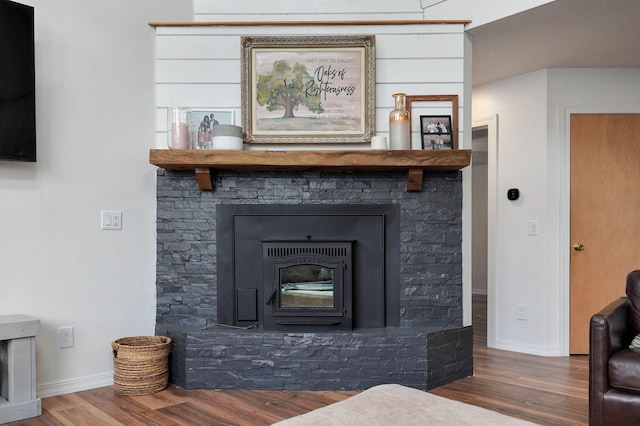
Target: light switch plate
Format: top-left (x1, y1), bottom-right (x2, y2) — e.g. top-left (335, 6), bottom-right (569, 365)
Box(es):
top-left (101, 210), bottom-right (122, 230)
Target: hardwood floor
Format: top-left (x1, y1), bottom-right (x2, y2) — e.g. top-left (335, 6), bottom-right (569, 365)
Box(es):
top-left (431, 295), bottom-right (589, 425)
top-left (10, 296), bottom-right (589, 425)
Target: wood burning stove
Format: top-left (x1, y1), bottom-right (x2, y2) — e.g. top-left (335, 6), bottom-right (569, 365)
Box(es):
top-left (216, 204), bottom-right (401, 331)
top-left (262, 241), bottom-right (352, 331)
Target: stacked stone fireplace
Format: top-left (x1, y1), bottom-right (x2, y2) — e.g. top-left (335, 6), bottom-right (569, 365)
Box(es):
top-left (155, 169), bottom-right (472, 391)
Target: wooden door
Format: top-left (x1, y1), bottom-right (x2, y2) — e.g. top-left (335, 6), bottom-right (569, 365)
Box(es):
top-left (570, 114), bottom-right (640, 354)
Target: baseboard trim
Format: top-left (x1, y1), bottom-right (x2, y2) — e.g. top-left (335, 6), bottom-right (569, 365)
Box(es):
top-left (493, 339), bottom-right (562, 357)
top-left (37, 372), bottom-right (113, 398)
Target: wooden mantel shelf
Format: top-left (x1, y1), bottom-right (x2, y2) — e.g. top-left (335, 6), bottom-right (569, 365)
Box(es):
top-left (149, 20), bottom-right (471, 28)
top-left (149, 149), bottom-right (471, 192)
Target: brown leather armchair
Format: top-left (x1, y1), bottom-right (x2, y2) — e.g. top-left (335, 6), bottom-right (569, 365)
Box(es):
top-left (590, 270), bottom-right (640, 426)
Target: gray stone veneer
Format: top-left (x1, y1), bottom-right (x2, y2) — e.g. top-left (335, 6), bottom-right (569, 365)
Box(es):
top-left (155, 169), bottom-right (472, 390)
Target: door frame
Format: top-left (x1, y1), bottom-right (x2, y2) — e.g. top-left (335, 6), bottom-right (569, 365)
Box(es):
top-left (473, 114), bottom-right (498, 348)
top-left (559, 104), bottom-right (640, 355)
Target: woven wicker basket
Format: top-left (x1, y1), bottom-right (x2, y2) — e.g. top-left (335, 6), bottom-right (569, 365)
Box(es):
top-left (112, 336), bottom-right (172, 396)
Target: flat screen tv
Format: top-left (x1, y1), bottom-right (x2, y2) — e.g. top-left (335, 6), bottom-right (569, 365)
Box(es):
top-left (0, 0), bottom-right (36, 162)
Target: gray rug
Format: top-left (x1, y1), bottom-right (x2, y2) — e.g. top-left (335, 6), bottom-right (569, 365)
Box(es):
top-left (273, 384), bottom-right (537, 425)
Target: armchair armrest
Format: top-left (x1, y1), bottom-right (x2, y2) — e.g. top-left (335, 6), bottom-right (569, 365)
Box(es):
top-left (589, 297), bottom-right (630, 424)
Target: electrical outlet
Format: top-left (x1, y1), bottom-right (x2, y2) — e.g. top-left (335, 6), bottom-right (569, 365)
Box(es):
top-left (58, 326), bottom-right (74, 348)
top-left (517, 304), bottom-right (528, 321)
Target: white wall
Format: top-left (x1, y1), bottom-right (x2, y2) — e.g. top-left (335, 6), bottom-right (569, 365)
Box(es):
top-left (473, 67), bottom-right (640, 356)
top-left (192, 0), bottom-right (555, 28)
top-left (193, 0), bottom-right (424, 22)
top-left (0, 0), bottom-right (192, 397)
top-left (154, 23), bottom-right (467, 151)
top-left (473, 70), bottom-right (556, 354)
top-left (421, 0), bottom-right (555, 29)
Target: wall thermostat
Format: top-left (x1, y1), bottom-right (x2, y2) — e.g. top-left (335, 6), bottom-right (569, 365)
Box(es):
top-left (507, 188), bottom-right (520, 201)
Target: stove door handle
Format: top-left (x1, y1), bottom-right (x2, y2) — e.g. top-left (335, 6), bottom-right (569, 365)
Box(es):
top-left (266, 287), bottom-right (278, 305)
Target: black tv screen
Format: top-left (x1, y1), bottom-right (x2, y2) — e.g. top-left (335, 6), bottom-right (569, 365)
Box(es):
top-left (0, 0), bottom-right (36, 162)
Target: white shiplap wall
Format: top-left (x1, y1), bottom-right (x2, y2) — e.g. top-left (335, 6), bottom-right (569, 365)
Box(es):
top-left (154, 23), bottom-right (466, 150)
top-left (193, 0), bottom-right (425, 22)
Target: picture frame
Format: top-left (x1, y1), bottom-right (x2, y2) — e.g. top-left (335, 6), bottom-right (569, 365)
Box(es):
top-left (241, 35), bottom-right (376, 144)
top-left (406, 95), bottom-right (458, 150)
top-left (420, 115), bottom-right (453, 150)
top-left (187, 109), bottom-right (234, 150)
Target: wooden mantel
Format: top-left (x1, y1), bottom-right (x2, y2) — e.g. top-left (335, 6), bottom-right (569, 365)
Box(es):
top-left (148, 20), bottom-right (471, 28)
top-left (149, 149), bottom-right (471, 192)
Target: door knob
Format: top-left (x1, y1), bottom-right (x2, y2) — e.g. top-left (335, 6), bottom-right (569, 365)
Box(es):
top-left (572, 243), bottom-right (585, 251)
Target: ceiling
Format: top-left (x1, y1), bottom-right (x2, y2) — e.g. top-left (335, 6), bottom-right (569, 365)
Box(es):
top-left (468, 0), bottom-right (640, 86)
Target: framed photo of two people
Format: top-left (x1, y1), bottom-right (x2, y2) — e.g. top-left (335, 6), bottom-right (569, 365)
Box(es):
top-left (420, 115), bottom-right (453, 150)
top-left (406, 94), bottom-right (458, 150)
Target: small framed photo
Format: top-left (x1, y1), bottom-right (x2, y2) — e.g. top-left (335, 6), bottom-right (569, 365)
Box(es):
top-left (421, 133), bottom-right (453, 150)
top-left (187, 110), bottom-right (234, 150)
top-left (420, 115), bottom-right (453, 150)
top-left (406, 95), bottom-right (458, 150)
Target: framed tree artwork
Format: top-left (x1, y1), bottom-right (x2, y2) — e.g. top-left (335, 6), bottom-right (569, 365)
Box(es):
top-left (241, 35), bottom-right (376, 144)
